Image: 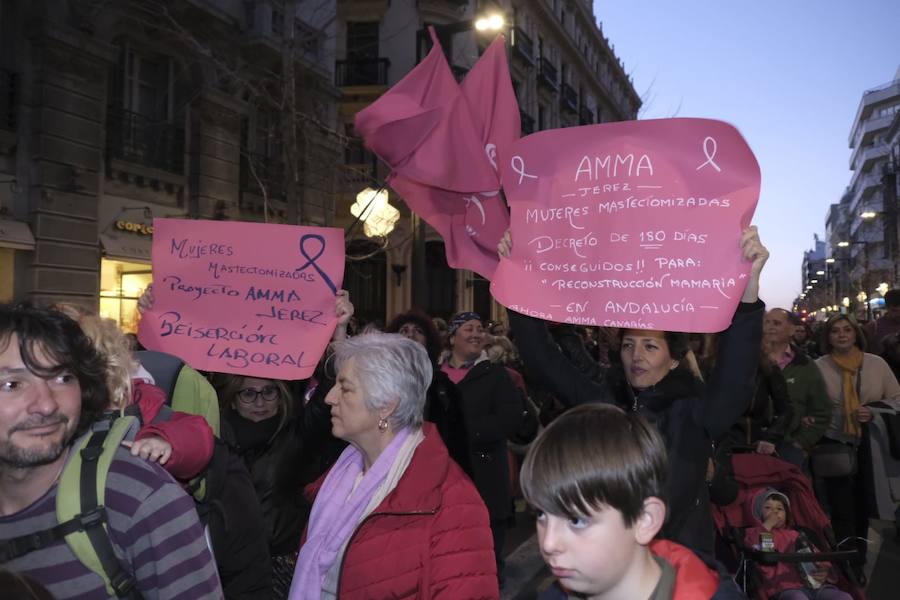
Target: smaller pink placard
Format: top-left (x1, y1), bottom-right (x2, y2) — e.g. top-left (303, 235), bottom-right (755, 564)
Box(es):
top-left (491, 118), bottom-right (760, 333)
top-left (138, 218), bottom-right (345, 379)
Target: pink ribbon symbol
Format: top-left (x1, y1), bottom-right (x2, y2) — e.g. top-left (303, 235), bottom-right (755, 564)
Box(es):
top-left (696, 137), bottom-right (721, 172)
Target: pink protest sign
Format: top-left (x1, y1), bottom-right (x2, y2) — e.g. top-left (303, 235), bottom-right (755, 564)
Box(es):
top-left (491, 118), bottom-right (760, 333)
top-left (138, 218), bottom-right (344, 379)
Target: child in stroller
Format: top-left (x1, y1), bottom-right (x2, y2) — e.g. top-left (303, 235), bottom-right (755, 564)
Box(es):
top-left (711, 453), bottom-right (863, 600)
top-left (743, 488), bottom-right (850, 600)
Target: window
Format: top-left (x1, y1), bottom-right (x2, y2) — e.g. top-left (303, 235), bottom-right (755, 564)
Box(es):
top-left (425, 241), bottom-right (456, 321)
top-left (538, 105), bottom-right (546, 130)
top-left (119, 45), bottom-right (173, 121)
top-left (347, 22), bottom-right (379, 59)
top-left (344, 239), bottom-right (387, 326)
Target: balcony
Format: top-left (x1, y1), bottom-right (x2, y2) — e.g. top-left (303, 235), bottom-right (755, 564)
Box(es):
top-left (539, 58), bottom-right (558, 92)
top-left (560, 83), bottom-right (578, 113)
top-left (335, 58), bottom-right (390, 87)
top-left (106, 107), bottom-right (184, 173)
top-left (520, 110), bottom-right (535, 135)
top-left (0, 68), bottom-right (15, 130)
top-left (512, 27), bottom-right (535, 65)
top-left (240, 151), bottom-right (285, 199)
top-left (579, 106), bottom-right (594, 125)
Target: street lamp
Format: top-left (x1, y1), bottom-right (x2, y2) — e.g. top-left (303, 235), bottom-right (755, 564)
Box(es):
top-left (351, 187), bottom-right (400, 238)
top-left (861, 211), bottom-right (878, 220)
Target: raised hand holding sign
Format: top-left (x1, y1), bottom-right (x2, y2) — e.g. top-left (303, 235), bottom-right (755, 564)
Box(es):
top-left (491, 118), bottom-right (760, 333)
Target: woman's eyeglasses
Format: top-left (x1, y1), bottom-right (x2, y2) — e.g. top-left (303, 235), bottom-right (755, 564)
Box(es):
top-left (237, 385), bottom-right (280, 404)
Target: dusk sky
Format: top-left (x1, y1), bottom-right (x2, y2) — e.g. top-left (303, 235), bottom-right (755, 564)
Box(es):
top-left (596, 0), bottom-right (900, 309)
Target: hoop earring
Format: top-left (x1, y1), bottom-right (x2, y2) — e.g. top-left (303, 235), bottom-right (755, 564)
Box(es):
top-left (377, 417), bottom-right (388, 432)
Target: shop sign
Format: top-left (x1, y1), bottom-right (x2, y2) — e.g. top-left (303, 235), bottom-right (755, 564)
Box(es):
top-left (116, 220), bottom-right (154, 235)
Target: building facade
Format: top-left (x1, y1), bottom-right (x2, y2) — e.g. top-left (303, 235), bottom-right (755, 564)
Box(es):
top-left (0, 0), bottom-right (341, 331)
top-left (334, 0), bottom-right (640, 323)
top-left (807, 68), bottom-right (900, 320)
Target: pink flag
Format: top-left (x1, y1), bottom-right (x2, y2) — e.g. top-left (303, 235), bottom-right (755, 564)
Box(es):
top-left (358, 34), bottom-right (520, 278)
top-left (354, 29), bottom-right (497, 193)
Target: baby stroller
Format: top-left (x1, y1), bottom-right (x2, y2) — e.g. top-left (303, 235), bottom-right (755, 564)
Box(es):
top-left (711, 452), bottom-right (864, 600)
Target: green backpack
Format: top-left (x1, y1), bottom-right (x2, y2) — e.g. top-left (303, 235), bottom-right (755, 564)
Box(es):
top-left (0, 352), bottom-right (223, 598)
top-left (0, 416), bottom-right (144, 598)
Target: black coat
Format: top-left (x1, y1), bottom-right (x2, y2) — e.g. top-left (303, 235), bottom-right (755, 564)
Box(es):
top-left (222, 379), bottom-right (343, 556)
top-left (450, 359), bottom-right (524, 520)
top-left (508, 301), bottom-right (764, 558)
top-left (426, 368), bottom-right (474, 478)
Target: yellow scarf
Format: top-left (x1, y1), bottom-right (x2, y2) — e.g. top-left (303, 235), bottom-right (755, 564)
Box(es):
top-left (830, 347), bottom-right (864, 437)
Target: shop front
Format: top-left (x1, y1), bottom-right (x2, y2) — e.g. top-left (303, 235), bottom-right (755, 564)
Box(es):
top-left (0, 218), bottom-right (35, 303)
top-left (98, 197), bottom-right (185, 332)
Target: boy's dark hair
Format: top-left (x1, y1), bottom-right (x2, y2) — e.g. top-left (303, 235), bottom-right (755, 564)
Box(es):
top-left (521, 404), bottom-right (668, 527)
top-left (0, 302), bottom-right (110, 437)
top-left (820, 313), bottom-right (866, 354)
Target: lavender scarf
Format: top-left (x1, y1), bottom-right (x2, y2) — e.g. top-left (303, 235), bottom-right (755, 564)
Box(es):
top-left (288, 427), bottom-right (412, 599)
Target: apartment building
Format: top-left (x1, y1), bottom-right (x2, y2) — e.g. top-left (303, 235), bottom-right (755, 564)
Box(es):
top-left (0, 0), bottom-right (341, 332)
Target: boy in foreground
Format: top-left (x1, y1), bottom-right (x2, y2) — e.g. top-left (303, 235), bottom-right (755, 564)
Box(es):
top-left (521, 404), bottom-right (724, 599)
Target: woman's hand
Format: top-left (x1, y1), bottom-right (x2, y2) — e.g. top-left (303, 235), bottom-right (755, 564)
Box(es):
top-left (740, 226), bottom-right (769, 303)
top-left (856, 405), bottom-right (873, 423)
top-left (137, 283), bottom-right (155, 314)
top-left (497, 230), bottom-right (512, 259)
top-left (332, 290), bottom-right (354, 342)
top-left (755, 440), bottom-right (776, 455)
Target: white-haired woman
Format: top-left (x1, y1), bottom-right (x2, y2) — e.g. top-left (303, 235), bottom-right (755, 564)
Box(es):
top-left (289, 333), bottom-right (498, 600)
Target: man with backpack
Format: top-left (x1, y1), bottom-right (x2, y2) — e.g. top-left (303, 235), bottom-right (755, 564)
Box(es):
top-left (0, 303), bottom-right (222, 599)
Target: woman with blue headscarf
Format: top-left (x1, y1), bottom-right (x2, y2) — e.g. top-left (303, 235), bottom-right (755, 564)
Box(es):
top-left (441, 311), bottom-right (524, 581)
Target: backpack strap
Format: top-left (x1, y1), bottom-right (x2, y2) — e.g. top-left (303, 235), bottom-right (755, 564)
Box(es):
top-left (58, 417), bottom-right (143, 599)
top-left (135, 350), bottom-right (185, 405)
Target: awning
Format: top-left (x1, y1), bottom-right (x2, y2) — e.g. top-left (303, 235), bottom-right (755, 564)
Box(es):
top-left (100, 232), bottom-right (151, 263)
top-left (0, 219), bottom-right (35, 251)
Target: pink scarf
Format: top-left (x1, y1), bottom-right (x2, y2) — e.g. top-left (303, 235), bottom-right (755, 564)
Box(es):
top-left (288, 427), bottom-right (412, 599)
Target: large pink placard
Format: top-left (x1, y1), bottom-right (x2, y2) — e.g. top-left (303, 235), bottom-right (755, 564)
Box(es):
top-left (138, 218), bottom-right (345, 379)
top-left (491, 118), bottom-right (760, 333)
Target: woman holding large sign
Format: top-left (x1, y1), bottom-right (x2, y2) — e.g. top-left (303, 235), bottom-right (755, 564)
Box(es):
top-left (499, 226), bottom-right (768, 562)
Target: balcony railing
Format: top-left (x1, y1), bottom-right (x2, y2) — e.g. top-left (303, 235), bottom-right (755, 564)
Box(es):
top-left (0, 68), bottom-right (15, 130)
top-left (539, 58), bottom-right (558, 91)
top-left (335, 58), bottom-right (390, 87)
top-left (579, 106), bottom-right (594, 125)
top-left (240, 151), bottom-right (285, 198)
top-left (106, 107), bottom-right (185, 173)
top-left (512, 27), bottom-right (535, 65)
top-left (561, 82), bottom-right (578, 112)
top-left (520, 110), bottom-right (535, 135)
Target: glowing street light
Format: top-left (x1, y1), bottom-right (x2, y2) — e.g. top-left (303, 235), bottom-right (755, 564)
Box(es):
top-left (825, 258), bottom-right (835, 264)
top-left (816, 270), bottom-right (825, 275)
top-left (474, 13), bottom-right (505, 32)
top-left (837, 241), bottom-right (850, 248)
top-left (351, 187), bottom-right (400, 238)
top-left (861, 211), bottom-right (877, 219)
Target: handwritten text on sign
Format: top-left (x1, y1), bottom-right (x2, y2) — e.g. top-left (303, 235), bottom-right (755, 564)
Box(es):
top-left (138, 218), bottom-right (345, 379)
top-left (491, 118), bottom-right (760, 333)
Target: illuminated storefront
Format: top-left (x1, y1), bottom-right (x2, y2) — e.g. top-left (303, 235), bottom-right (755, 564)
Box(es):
top-left (0, 218), bottom-right (35, 303)
top-left (98, 198), bottom-right (184, 333)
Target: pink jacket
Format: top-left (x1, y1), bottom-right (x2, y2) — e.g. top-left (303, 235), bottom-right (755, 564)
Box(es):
top-left (131, 380), bottom-right (215, 480)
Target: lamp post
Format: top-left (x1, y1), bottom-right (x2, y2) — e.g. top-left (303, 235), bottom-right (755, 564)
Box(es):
top-left (409, 10), bottom-right (507, 310)
top-left (837, 239), bottom-right (872, 320)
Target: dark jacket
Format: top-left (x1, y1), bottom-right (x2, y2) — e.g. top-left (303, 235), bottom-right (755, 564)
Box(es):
top-left (781, 346), bottom-right (831, 450)
top-left (222, 379), bottom-right (341, 556)
top-left (448, 358), bottom-right (524, 520)
top-left (427, 368), bottom-right (474, 478)
top-left (508, 301), bottom-right (764, 557)
top-left (721, 361), bottom-right (794, 448)
top-left (204, 438), bottom-right (273, 599)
